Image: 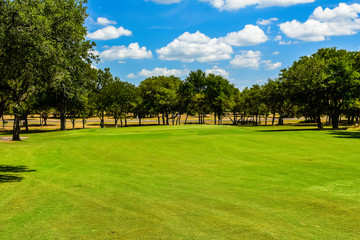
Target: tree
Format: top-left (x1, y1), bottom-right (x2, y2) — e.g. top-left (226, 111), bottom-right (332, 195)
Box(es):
top-left (0, 0), bottom-right (56, 140)
top-left (139, 76), bottom-right (181, 125)
top-left (45, 0), bottom-right (96, 131)
top-left (181, 70), bottom-right (208, 124)
top-left (205, 74), bottom-right (234, 125)
top-left (105, 78), bottom-right (138, 127)
top-left (280, 55), bottom-right (328, 129)
top-left (314, 48), bottom-right (360, 129)
top-left (90, 68), bottom-right (114, 128)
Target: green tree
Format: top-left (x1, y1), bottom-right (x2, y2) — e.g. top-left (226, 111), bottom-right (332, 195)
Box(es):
top-left (205, 74), bottom-right (234, 125)
top-left (0, 0), bottom-right (56, 140)
top-left (139, 76), bottom-right (181, 125)
top-left (90, 68), bottom-right (114, 128)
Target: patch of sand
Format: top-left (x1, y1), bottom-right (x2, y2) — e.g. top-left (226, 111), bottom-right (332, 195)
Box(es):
top-left (0, 137), bottom-right (29, 142)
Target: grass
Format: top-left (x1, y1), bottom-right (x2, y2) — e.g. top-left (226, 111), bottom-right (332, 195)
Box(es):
top-left (1, 125), bottom-right (360, 239)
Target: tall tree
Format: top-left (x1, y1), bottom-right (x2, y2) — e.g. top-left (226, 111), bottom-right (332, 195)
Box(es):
top-left (314, 48), bottom-right (360, 129)
top-left (0, 0), bottom-right (55, 140)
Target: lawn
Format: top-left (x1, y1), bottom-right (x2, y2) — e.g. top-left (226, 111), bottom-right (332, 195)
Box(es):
top-left (0, 125), bottom-right (360, 239)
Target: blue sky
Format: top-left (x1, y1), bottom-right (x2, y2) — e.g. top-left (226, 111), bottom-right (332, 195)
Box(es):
top-left (85, 0), bottom-right (360, 89)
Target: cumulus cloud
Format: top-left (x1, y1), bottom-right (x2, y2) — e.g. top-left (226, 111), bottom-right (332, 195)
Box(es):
top-left (230, 51), bottom-right (262, 69)
top-left (87, 26), bottom-right (132, 40)
top-left (200, 0), bottom-right (315, 11)
top-left (230, 51), bottom-right (282, 70)
top-left (257, 17), bottom-right (278, 25)
top-left (145, 0), bottom-right (183, 4)
top-left (262, 60), bottom-right (282, 70)
top-left (156, 25), bottom-right (267, 63)
top-left (128, 67), bottom-right (189, 78)
top-left (205, 66), bottom-right (229, 78)
top-left (220, 25), bottom-right (268, 46)
top-left (280, 3), bottom-right (360, 41)
top-left (100, 43), bottom-right (152, 61)
top-left (96, 17), bottom-right (117, 25)
top-left (156, 31), bottom-right (233, 62)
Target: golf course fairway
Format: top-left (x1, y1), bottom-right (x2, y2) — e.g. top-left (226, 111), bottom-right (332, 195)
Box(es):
top-left (1, 125), bottom-right (359, 239)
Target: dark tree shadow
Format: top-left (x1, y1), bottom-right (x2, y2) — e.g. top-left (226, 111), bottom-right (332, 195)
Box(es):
top-left (0, 165), bottom-right (36, 183)
top-left (328, 131), bottom-right (360, 139)
top-left (256, 128), bottom-right (322, 133)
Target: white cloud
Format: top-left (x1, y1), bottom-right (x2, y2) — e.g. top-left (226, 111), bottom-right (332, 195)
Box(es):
top-left (257, 17), bottom-right (278, 25)
top-left (156, 31), bottom-right (233, 62)
top-left (200, 0), bottom-right (315, 11)
top-left (280, 3), bottom-right (360, 41)
top-left (128, 67), bottom-right (189, 78)
top-left (262, 60), bottom-right (282, 70)
top-left (145, 0), bottom-right (183, 4)
top-left (96, 17), bottom-right (117, 25)
top-left (100, 43), bottom-right (152, 61)
top-left (156, 26), bottom-right (268, 63)
top-left (272, 51), bottom-right (280, 55)
top-left (221, 25), bottom-right (268, 46)
top-left (230, 50), bottom-right (282, 70)
top-left (87, 26), bottom-right (132, 40)
top-left (127, 73), bottom-right (137, 79)
top-left (205, 66), bottom-right (229, 78)
top-left (230, 51), bottom-right (262, 69)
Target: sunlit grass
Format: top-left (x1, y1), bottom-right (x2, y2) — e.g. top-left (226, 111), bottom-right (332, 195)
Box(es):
top-left (1, 125), bottom-right (359, 239)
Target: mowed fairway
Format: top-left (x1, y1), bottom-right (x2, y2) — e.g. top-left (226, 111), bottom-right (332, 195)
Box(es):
top-left (1, 125), bottom-right (360, 239)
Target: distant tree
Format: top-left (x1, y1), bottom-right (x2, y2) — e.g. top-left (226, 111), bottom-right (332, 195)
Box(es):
top-left (105, 78), bottom-right (137, 127)
top-left (182, 70), bottom-right (208, 124)
top-left (139, 76), bottom-right (181, 125)
top-left (205, 74), bottom-right (234, 125)
top-left (90, 68), bottom-right (114, 128)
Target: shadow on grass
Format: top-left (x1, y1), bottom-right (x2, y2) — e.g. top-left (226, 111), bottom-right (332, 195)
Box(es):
top-left (0, 128), bottom-right (59, 136)
top-left (0, 165), bottom-right (36, 183)
top-left (328, 131), bottom-right (360, 139)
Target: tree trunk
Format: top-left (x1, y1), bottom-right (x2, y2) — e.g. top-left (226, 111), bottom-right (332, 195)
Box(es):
top-left (158, 115), bottom-right (160, 125)
top-left (125, 117), bottom-right (127, 127)
top-left (272, 112), bottom-right (275, 126)
top-left (162, 112), bottom-right (165, 125)
top-left (60, 103), bottom-right (66, 131)
top-left (166, 111), bottom-right (169, 125)
top-left (72, 118), bottom-right (75, 130)
top-left (214, 112), bottom-right (217, 125)
top-left (115, 117), bottom-right (118, 128)
top-left (332, 113), bottom-right (339, 129)
top-left (2, 115), bottom-right (6, 130)
top-left (100, 110), bottom-right (105, 128)
top-left (82, 117), bottom-right (86, 129)
top-left (317, 115), bottom-right (323, 130)
top-left (139, 117), bottom-right (141, 126)
top-left (24, 114), bottom-right (29, 132)
top-left (278, 116), bottom-right (283, 125)
top-left (12, 114), bottom-right (21, 141)
top-left (185, 114), bottom-right (189, 125)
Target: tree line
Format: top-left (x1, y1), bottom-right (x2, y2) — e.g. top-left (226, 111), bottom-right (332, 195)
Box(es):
top-left (1, 1), bottom-right (360, 141)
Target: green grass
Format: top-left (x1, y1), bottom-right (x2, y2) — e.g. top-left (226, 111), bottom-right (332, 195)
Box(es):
top-left (1, 125), bottom-right (360, 239)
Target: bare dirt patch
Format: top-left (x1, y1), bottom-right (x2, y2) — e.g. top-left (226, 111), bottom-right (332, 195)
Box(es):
top-left (0, 137), bottom-right (29, 142)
